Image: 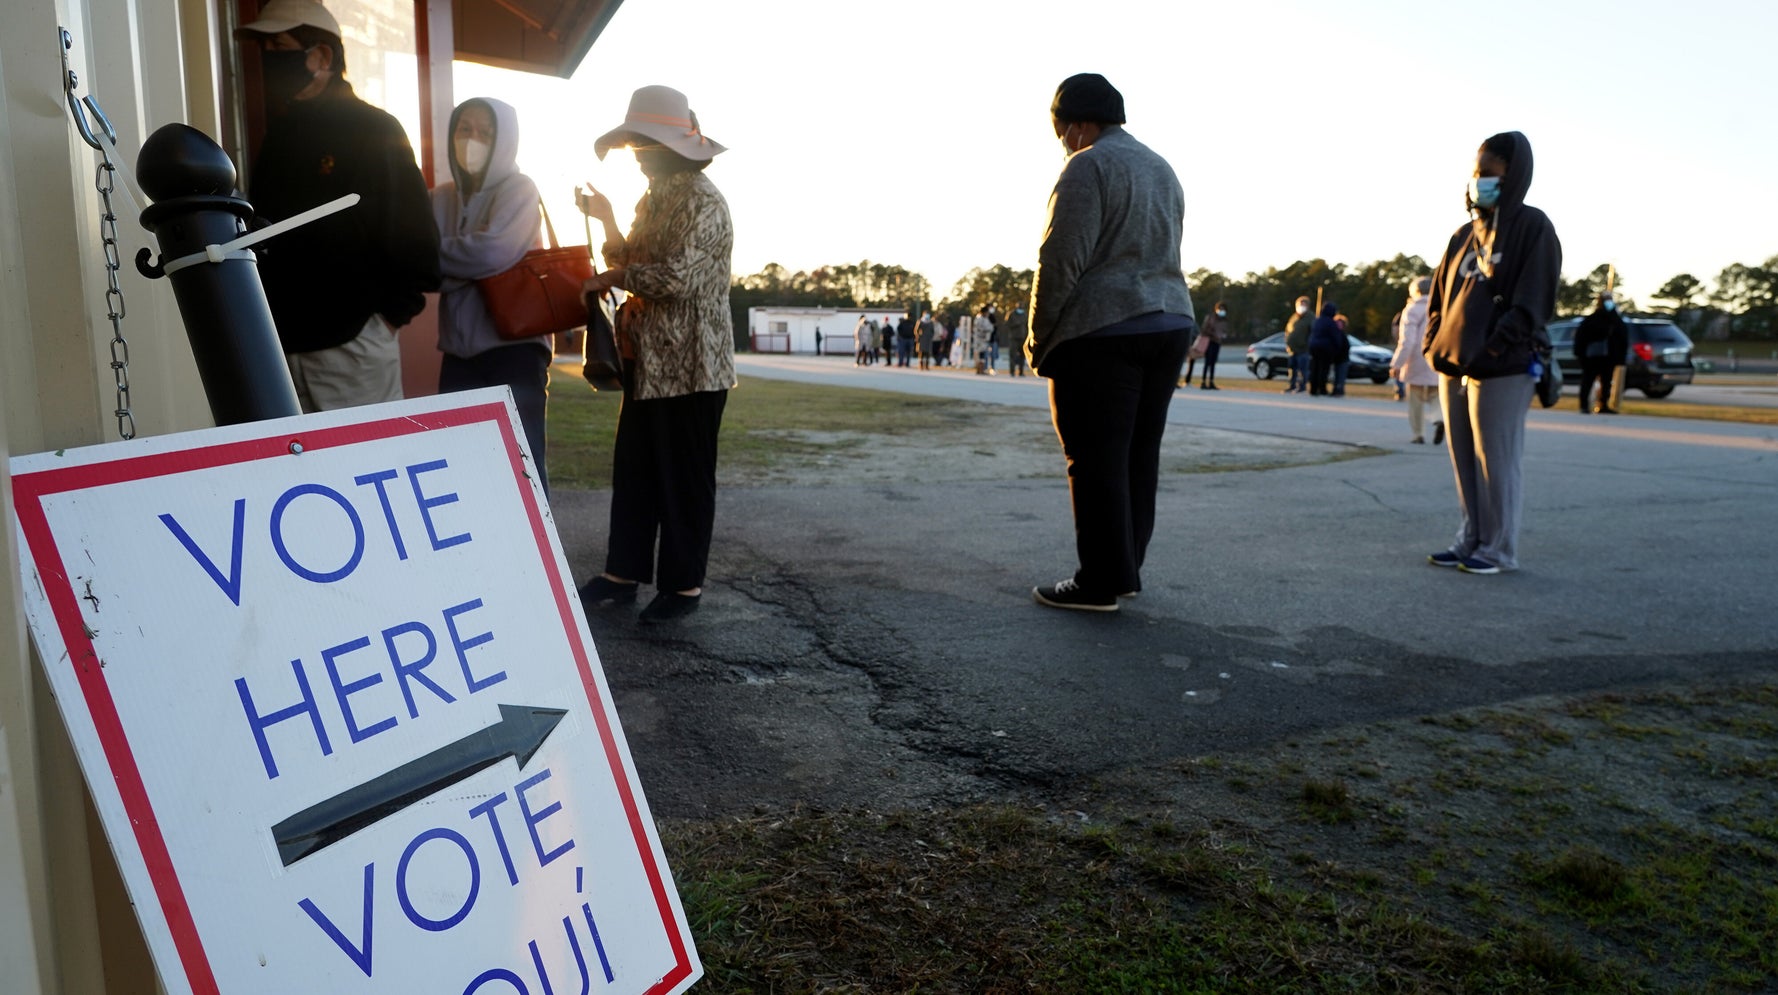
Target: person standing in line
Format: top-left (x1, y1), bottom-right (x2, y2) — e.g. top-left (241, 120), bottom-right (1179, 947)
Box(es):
top-left (1330, 311), bottom-right (1352, 396)
top-left (880, 315), bottom-right (895, 365)
top-left (238, 0), bottom-right (440, 412)
top-left (895, 311), bottom-right (916, 367)
top-left (1005, 305), bottom-right (1030, 375)
top-left (853, 313), bottom-right (872, 365)
top-left (430, 97), bottom-right (553, 490)
top-left (1423, 131), bottom-right (1562, 575)
top-left (1185, 301), bottom-right (1228, 389)
top-left (1572, 291), bottom-right (1626, 413)
top-left (917, 311), bottom-right (937, 370)
top-left (971, 304), bottom-right (996, 374)
top-left (1026, 73), bottom-right (1195, 612)
top-left (1390, 276), bottom-right (1442, 443)
top-left (574, 85), bottom-right (735, 623)
top-left (1306, 301), bottom-right (1342, 396)
top-left (1284, 296), bottom-right (1313, 393)
top-left (986, 304), bottom-right (1002, 370)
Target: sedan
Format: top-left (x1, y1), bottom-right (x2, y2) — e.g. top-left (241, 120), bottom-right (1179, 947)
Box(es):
top-left (1246, 333), bottom-right (1393, 383)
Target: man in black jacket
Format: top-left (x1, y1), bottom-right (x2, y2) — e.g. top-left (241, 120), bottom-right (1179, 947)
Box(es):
top-left (239, 0), bottom-right (441, 412)
top-left (1572, 292), bottom-right (1627, 413)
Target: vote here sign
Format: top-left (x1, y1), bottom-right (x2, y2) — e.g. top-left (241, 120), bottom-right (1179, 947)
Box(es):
top-left (9, 389), bottom-right (701, 995)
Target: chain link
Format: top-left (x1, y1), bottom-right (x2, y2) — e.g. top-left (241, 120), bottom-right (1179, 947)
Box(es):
top-left (94, 153), bottom-right (135, 440)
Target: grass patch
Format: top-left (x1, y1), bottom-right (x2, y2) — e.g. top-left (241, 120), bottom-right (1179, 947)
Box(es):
top-left (546, 370), bottom-right (962, 490)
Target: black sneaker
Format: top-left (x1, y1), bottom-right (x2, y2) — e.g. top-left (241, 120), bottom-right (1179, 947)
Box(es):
top-left (1033, 578), bottom-right (1118, 612)
top-left (640, 590), bottom-right (701, 624)
top-left (1428, 551), bottom-right (1463, 568)
top-left (579, 575), bottom-right (638, 606)
top-left (1456, 556), bottom-right (1500, 575)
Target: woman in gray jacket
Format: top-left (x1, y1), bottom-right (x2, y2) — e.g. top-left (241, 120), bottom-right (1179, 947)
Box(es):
top-left (1027, 74), bottom-right (1195, 612)
top-left (431, 97), bottom-right (552, 488)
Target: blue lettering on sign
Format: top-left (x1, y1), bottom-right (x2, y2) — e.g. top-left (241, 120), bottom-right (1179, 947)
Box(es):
top-left (398, 828), bottom-right (480, 932)
top-left (321, 636), bottom-right (397, 745)
top-left (354, 468), bottom-right (410, 561)
top-left (297, 768), bottom-right (587, 981)
top-left (271, 483), bottom-right (366, 584)
top-left (237, 601), bottom-right (502, 780)
top-left (158, 499), bottom-right (247, 606)
top-left (159, 460), bottom-right (477, 604)
top-left (236, 659), bottom-right (332, 779)
top-left (408, 459), bottom-right (473, 552)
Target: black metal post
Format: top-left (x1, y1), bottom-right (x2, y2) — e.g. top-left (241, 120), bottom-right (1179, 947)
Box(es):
top-left (135, 123), bottom-right (301, 424)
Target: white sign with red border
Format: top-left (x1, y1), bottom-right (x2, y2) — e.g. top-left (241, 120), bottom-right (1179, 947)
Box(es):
top-left (10, 390), bottom-right (701, 995)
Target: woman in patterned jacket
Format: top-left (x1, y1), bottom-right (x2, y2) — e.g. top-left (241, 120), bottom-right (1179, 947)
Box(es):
top-left (575, 86), bottom-right (734, 624)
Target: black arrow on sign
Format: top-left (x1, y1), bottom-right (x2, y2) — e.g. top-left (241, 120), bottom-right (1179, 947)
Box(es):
top-left (271, 703), bottom-right (567, 867)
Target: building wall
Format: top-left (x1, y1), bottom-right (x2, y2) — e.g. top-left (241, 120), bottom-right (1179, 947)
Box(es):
top-left (1, 0), bottom-right (455, 991)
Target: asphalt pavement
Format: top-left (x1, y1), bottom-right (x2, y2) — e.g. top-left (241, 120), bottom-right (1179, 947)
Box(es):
top-left (549, 354), bottom-right (1778, 819)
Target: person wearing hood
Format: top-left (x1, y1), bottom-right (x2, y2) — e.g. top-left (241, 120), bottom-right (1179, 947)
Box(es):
top-left (1306, 301), bottom-right (1344, 396)
top-left (431, 97), bottom-right (553, 489)
top-left (1025, 74), bottom-right (1195, 612)
top-left (573, 86), bottom-right (735, 624)
top-left (1390, 276), bottom-right (1442, 444)
top-left (1572, 291), bottom-right (1627, 413)
top-left (1422, 131), bottom-right (1563, 575)
top-left (1283, 296), bottom-right (1313, 393)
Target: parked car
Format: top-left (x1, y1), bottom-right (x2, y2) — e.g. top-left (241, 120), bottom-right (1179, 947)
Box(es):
top-left (1545, 317), bottom-right (1695, 398)
top-left (1245, 333), bottom-right (1393, 383)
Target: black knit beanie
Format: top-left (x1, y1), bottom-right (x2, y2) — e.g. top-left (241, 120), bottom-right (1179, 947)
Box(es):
top-left (1051, 73), bottom-right (1126, 125)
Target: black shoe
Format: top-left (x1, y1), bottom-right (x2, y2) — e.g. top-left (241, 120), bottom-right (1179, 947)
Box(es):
top-left (1032, 578), bottom-right (1118, 612)
top-left (579, 576), bottom-right (638, 606)
top-left (1432, 421), bottom-right (1445, 445)
top-left (1596, 406), bottom-right (1619, 415)
top-left (640, 590), bottom-right (701, 624)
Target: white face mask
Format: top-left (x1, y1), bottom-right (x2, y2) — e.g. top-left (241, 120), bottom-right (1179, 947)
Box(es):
top-left (1215, 309), bottom-right (1226, 318)
top-left (455, 137), bottom-right (491, 175)
top-left (1296, 304), bottom-right (1310, 316)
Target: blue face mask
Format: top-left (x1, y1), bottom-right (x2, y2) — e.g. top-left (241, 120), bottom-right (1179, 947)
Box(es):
top-left (1603, 299), bottom-right (1617, 312)
top-left (1468, 176), bottom-right (1502, 210)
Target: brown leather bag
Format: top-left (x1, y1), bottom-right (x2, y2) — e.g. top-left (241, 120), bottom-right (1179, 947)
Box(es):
top-left (477, 200), bottom-right (592, 340)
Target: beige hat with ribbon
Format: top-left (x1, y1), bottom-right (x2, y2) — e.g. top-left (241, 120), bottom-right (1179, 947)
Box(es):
top-left (594, 85), bottom-right (725, 162)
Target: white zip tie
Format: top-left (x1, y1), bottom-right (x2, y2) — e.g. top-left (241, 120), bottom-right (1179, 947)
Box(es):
top-left (157, 193), bottom-right (360, 275)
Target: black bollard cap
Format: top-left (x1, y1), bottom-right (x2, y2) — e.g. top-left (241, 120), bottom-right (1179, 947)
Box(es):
top-left (138, 123), bottom-right (238, 201)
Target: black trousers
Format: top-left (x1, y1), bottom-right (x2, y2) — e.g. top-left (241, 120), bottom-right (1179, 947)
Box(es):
top-left (1579, 359), bottom-right (1614, 410)
top-left (1045, 326), bottom-right (1192, 596)
top-left (1199, 340), bottom-right (1221, 383)
top-left (1309, 354), bottom-right (1335, 395)
top-left (440, 346), bottom-right (550, 492)
top-left (606, 389), bottom-right (727, 591)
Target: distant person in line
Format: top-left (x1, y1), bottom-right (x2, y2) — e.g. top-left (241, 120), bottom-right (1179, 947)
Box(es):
top-left (880, 315), bottom-right (894, 365)
top-left (1284, 296), bottom-right (1313, 393)
top-left (986, 304), bottom-right (1002, 370)
top-left (574, 85), bottom-right (735, 623)
top-left (1026, 73), bottom-right (1195, 612)
top-left (239, 0), bottom-right (440, 412)
top-left (814, 328), bottom-right (823, 355)
top-left (1307, 301), bottom-right (1343, 396)
top-left (430, 97), bottom-right (554, 491)
top-left (1390, 276), bottom-right (1442, 444)
top-left (971, 304), bottom-right (996, 375)
top-left (917, 311), bottom-right (937, 370)
top-left (895, 311), bottom-right (916, 367)
top-left (1184, 301), bottom-right (1227, 389)
top-left (1005, 305), bottom-right (1030, 375)
top-left (1573, 291), bottom-right (1627, 414)
top-left (1330, 311), bottom-right (1352, 395)
top-left (854, 314), bottom-right (873, 365)
top-left (1423, 131), bottom-right (1561, 575)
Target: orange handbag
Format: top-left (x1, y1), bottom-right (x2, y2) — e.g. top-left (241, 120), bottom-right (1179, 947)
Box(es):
top-left (477, 199), bottom-right (593, 340)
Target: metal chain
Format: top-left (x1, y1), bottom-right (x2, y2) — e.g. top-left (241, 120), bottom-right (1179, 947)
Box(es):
top-left (94, 149), bottom-right (135, 440)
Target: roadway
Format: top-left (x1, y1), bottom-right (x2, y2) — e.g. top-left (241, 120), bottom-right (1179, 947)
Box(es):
top-left (550, 352), bottom-right (1778, 817)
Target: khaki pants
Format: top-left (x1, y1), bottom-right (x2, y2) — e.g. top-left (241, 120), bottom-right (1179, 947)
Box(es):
top-left (286, 314), bottom-right (403, 413)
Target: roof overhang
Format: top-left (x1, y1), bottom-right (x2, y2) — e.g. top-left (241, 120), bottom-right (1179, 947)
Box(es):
top-left (452, 0), bottom-right (624, 79)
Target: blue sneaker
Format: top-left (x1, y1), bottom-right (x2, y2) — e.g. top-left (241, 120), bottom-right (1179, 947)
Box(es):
top-left (1428, 551), bottom-right (1463, 568)
top-left (1456, 556), bottom-right (1500, 575)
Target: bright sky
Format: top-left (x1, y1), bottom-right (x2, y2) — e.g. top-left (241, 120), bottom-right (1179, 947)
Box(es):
top-left (454, 0), bottom-right (1778, 305)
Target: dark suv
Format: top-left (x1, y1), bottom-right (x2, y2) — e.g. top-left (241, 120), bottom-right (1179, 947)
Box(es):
top-left (1545, 317), bottom-right (1695, 398)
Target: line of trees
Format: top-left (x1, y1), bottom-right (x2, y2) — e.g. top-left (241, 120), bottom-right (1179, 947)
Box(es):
top-left (730, 251), bottom-right (1778, 347)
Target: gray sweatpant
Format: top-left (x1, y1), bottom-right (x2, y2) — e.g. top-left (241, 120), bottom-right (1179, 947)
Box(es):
top-left (1438, 372), bottom-right (1535, 570)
